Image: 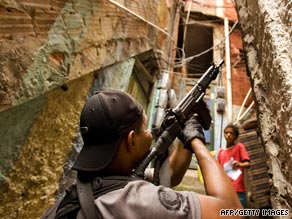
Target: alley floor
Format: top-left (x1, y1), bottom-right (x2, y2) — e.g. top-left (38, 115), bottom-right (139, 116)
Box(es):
top-left (174, 169), bottom-right (206, 194)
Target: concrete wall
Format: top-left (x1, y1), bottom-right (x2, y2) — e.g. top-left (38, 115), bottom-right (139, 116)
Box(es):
top-left (0, 1), bottom-right (177, 218)
top-left (235, 0), bottom-right (292, 212)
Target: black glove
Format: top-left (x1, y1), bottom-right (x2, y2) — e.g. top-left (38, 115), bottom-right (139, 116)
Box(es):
top-left (179, 115), bottom-right (206, 152)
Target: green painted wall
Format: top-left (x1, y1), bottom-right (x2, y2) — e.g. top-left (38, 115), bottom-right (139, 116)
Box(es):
top-left (0, 97), bottom-right (46, 182)
top-left (0, 74), bottom-right (94, 219)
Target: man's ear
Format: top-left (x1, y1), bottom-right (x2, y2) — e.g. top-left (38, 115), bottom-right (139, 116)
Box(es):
top-left (126, 130), bottom-right (136, 152)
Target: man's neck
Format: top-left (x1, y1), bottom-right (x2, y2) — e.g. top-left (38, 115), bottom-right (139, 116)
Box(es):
top-left (226, 143), bottom-right (235, 149)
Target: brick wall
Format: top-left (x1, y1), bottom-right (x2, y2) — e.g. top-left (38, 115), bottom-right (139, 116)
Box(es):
top-left (228, 29), bottom-right (252, 107)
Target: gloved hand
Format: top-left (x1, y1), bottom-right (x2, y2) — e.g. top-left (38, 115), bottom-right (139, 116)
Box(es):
top-left (179, 115), bottom-right (206, 152)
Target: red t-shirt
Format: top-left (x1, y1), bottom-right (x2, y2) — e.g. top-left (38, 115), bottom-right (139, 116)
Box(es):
top-left (217, 143), bottom-right (250, 192)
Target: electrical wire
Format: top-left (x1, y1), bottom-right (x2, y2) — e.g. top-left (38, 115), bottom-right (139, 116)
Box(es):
top-left (107, 0), bottom-right (174, 40)
top-left (173, 20), bottom-right (238, 69)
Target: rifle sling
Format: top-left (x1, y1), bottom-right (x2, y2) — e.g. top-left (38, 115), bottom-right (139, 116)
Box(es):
top-left (55, 176), bottom-right (136, 219)
top-left (76, 177), bottom-right (101, 219)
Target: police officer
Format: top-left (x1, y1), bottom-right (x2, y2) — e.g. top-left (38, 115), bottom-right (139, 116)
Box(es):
top-left (43, 89), bottom-right (243, 219)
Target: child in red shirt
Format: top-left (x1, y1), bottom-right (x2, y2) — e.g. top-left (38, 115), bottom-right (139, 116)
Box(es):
top-left (218, 124), bottom-right (250, 208)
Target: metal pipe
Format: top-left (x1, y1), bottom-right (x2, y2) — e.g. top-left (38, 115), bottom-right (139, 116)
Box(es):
top-left (224, 18), bottom-right (233, 123)
top-left (236, 88), bottom-right (252, 123)
top-left (237, 101), bottom-right (254, 122)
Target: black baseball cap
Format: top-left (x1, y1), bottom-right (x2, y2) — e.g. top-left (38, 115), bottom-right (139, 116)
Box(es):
top-left (72, 90), bottom-right (143, 172)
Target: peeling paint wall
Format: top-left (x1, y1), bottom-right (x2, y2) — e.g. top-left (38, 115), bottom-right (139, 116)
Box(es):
top-left (235, 0), bottom-right (292, 212)
top-left (0, 0), bottom-right (177, 218)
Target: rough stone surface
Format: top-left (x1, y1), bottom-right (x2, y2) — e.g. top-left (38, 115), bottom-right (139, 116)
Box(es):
top-left (0, 74), bottom-right (93, 219)
top-left (0, 1), bottom-right (177, 218)
top-left (235, 0), bottom-right (292, 213)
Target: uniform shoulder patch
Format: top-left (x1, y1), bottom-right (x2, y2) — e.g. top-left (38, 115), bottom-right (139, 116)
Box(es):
top-left (157, 187), bottom-right (190, 213)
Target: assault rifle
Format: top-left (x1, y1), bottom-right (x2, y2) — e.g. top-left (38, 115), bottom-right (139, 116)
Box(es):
top-left (131, 60), bottom-right (224, 184)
